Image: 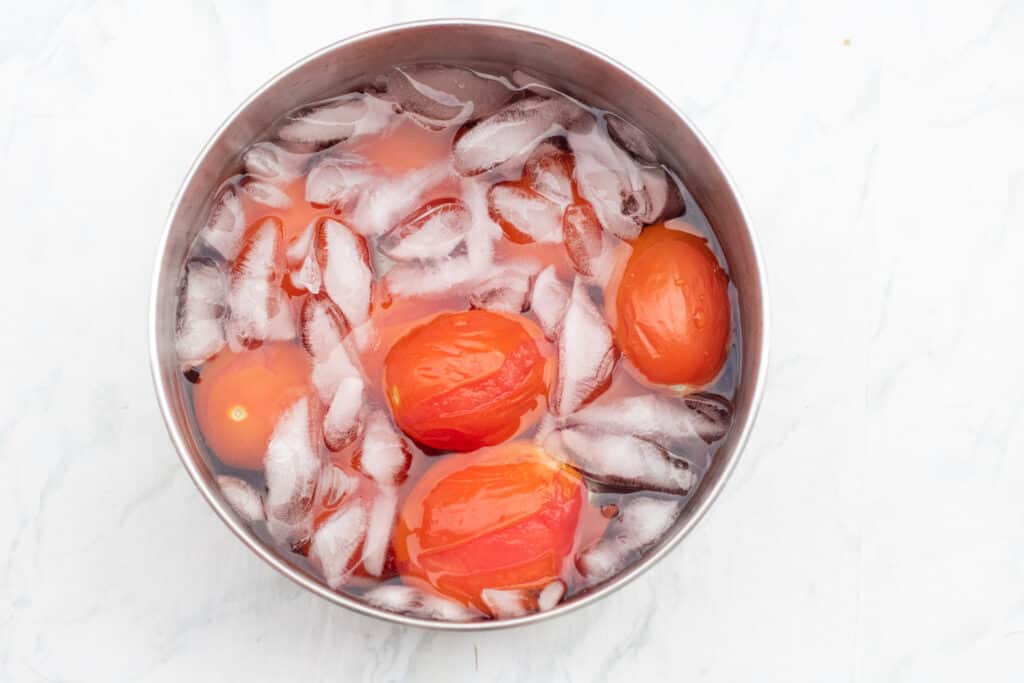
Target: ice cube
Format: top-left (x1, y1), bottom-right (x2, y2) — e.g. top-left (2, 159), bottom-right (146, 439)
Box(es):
top-left (225, 217), bottom-right (285, 351)
top-left (453, 95), bottom-right (587, 176)
top-left (361, 585), bottom-right (483, 622)
top-left (565, 393), bottom-right (732, 456)
top-left (265, 398), bottom-right (322, 547)
top-left (537, 579), bottom-right (566, 612)
top-left (300, 293), bottom-right (350, 364)
top-left (239, 175), bottom-right (292, 209)
top-left (562, 202), bottom-right (605, 277)
top-left (636, 166), bottom-right (685, 225)
top-left (277, 94), bottom-right (371, 145)
top-left (375, 64), bottom-right (512, 126)
top-left (523, 137), bottom-right (575, 207)
top-left (577, 496), bottom-right (682, 582)
top-left (317, 218), bottom-right (374, 327)
top-left (243, 141), bottom-right (306, 181)
top-left (551, 279), bottom-right (617, 415)
top-left (529, 265), bottom-right (570, 339)
top-left (318, 464), bottom-right (358, 510)
top-left (361, 487), bottom-right (398, 577)
top-left (347, 162), bottom-right (454, 238)
top-left (216, 475), bottom-right (265, 523)
top-left (468, 261), bottom-right (539, 314)
top-left (323, 375), bottom-right (365, 451)
top-left (287, 222), bottom-right (322, 294)
top-left (175, 257), bottom-right (227, 368)
top-left (353, 412), bottom-right (412, 487)
top-left (604, 112), bottom-right (659, 165)
top-left (301, 296), bottom-right (365, 437)
top-left (542, 427), bottom-right (696, 494)
top-left (309, 500), bottom-right (367, 589)
top-left (481, 588), bottom-right (533, 619)
top-left (305, 154), bottom-right (374, 210)
top-left (382, 216), bottom-right (497, 298)
top-left (201, 185), bottom-right (246, 260)
top-left (486, 182), bottom-right (564, 244)
top-left (378, 198), bottom-right (471, 262)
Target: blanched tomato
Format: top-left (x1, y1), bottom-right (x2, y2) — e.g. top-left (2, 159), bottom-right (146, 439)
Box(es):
top-left (383, 310), bottom-right (550, 452)
top-left (614, 222), bottom-right (730, 386)
top-left (393, 441), bottom-right (584, 612)
top-left (193, 342), bottom-right (313, 469)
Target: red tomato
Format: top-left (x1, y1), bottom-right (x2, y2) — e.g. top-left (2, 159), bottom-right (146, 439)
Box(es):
top-left (614, 223), bottom-right (730, 386)
top-left (193, 342), bottom-right (313, 469)
top-left (393, 441), bottom-right (585, 612)
top-left (383, 310), bottom-right (550, 452)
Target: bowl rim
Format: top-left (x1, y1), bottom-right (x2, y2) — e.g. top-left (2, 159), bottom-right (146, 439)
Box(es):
top-left (148, 17), bottom-right (770, 631)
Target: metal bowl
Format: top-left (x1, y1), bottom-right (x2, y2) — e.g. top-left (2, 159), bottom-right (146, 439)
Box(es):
top-left (149, 19), bottom-right (769, 630)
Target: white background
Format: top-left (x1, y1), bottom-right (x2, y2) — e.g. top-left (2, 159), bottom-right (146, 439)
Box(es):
top-left (2, 1), bottom-right (1023, 681)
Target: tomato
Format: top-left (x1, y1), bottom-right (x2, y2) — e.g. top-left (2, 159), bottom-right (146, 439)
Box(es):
top-left (393, 441), bottom-right (585, 612)
top-left (193, 342), bottom-right (314, 470)
top-left (613, 222), bottom-right (730, 386)
top-left (383, 310), bottom-right (550, 452)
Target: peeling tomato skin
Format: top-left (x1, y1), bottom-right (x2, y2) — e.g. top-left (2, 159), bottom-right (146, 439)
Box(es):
top-left (614, 223), bottom-right (731, 386)
top-left (384, 310), bottom-right (550, 452)
top-left (393, 441), bottom-right (585, 612)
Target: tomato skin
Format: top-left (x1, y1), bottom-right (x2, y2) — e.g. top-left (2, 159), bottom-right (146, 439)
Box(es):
top-left (193, 342), bottom-right (313, 470)
top-left (614, 223), bottom-right (730, 386)
top-left (383, 310), bottom-right (550, 452)
top-left (393, 441), bottom-right (584, 612)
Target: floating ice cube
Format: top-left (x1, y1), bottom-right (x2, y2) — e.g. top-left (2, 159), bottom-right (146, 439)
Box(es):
top-left (243, 141), bottom-right (307, 181)
top-left (309, 501), bottom-right (367, 589)
top-left (347, 162), bottom-right (453, 238)
top-left (537, 579), bottom-right (566, 612)
top-left (378, 198), bottom-right (471, 262)
top-left (481, 588), bottom-right (533, 619)
top-left (604, 112), bottom-right (659, 165)
top-left (577, 496), bottom-right (682, 583)
top-left (361, 585), bottom-right (482, 622)
top-left (468, 261), bottom-right (539, 314)
top-left (277, 94), bottom-right (373, 145)
top-left (543, 427), bottom-right (696, 494)
top-left (382, 217), bottom-right (497, 298)
top-left (453, 95), bottom-right (587, 176)
top-left (529, 265), bottom-right (570, 339)
top-left (569, 129), bottom-right (684, 239)
top-left (565, 393), bottom-right (732, 456)
top-left (361, 487), bottom-right (398, 577)
top-left (375, 64), bottom-right (512, 126)
top-left (239, 175), bottom-right (292, 209)
top-left (265, 398), bottom-right (322, 547)
top-left (265, 290), bottom-right (297, 343)
top-left (323, 375), bottom-right (365, 451)
top-left (175, 257), bottom-right (227, 368)
top-left (353, 412), bottom-right (412, 487)
top-left (287, 222), bottom-right (322, 294)
top-left (225, 218), bottom-right (285, 351)
top-left (523, 137), bottom-right (575, 207)
top-left (551, 279), bottom-right (617, 415)
top-left (305, 154), bottom-right (374, 210)
top-left (318, 464), bottom-right (358, 510)
top-left (201, 185), bottom-right (246, 260)
top-left (486, 182), bottom-right (564, 244)
top-left (216, 475), bottom-right (265, 523)
top-left (562, 202), bottom-right (605, 277)
top-left (317, 218), bottom-right (373, 327)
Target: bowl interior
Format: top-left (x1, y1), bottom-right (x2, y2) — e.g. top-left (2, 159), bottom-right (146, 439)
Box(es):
top-left (150, 20), bottom-right (766, 629)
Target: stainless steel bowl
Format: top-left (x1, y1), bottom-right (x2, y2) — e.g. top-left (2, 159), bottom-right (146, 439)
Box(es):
top-left (149, 19), bottom-right (769, 630)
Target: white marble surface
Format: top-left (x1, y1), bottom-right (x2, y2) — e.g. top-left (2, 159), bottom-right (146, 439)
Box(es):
top-left (2, 1), bottom-right (1023, 681)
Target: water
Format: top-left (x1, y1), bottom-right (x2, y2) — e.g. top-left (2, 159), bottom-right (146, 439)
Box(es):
top-left (174, 62), bottom-right (742, 621)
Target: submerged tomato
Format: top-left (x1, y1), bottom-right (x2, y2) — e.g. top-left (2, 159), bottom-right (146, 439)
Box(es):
top-left (383, 310), bottom-right (550, 452)
top-left (193, 342), bottom-right (313, 469)
top-left (614, 223), bottom-right (730, 386)
top-left (393, 441), bottom-right (584, 612)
